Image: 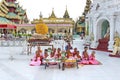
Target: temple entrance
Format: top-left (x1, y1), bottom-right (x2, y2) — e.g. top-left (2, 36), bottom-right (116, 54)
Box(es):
top-left (101, 20), bottom-right (109, 38)
top-left (97, 19), bottom-right (110, 39)
top-left (96, 19), bottom-right (110, 51)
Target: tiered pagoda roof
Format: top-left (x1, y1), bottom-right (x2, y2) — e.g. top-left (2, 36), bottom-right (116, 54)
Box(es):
top-left (0, 0), bottom-right (29, 24)
top-left (63, 7), bottom-right (70, 19)
top-left (49, 8), bottom-right (56, 18)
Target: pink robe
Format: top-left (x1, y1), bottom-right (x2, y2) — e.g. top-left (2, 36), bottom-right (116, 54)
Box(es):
top-left (30, 57), bottom-right (41, 66)
top-left (89, 55), bottom-right (99, 65)
top-left (80, 52), bottom-right (89, 64)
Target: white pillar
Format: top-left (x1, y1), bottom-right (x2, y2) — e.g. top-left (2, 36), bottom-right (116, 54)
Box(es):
top-left (108, 16), bottom-right (115, 51)
top-left (90, 18), bottom-right (98, 48)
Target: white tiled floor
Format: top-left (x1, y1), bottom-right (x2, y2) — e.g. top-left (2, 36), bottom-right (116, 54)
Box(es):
top-left (0, 40), bottom-right (120, 80)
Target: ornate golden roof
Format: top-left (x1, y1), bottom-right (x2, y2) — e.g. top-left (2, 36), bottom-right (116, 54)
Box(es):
top-left (63, 6), bottom-right (70, 18)
top-left (49, 8), bottom-right (56, 18)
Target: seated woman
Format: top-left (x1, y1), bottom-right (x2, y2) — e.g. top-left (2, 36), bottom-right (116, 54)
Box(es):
top-left (89, 51), bottom-right (99, 65)
top-left (81, 46), bottom-right (89, 64)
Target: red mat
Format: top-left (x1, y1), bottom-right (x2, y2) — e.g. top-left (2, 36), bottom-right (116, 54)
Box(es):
top-left (109, 54), bottom-right (120, 58)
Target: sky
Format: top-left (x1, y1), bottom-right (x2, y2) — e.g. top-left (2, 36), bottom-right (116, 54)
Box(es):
top-left (17, 0), bottom-right (88, 21)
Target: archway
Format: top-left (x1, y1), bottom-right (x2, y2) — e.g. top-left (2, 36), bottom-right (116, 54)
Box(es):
top-left (101, 20), bottom-right (109, 38)
top-left (97, 19), bottom-right (110, 39)
top-left (96, 18), bottom-right (110, 51)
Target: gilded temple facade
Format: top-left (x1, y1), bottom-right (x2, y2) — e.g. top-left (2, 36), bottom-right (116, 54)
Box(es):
top-left (31, 9), bottom-right (75, 35)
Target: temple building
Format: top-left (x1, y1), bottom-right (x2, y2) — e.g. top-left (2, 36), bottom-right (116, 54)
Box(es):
top-left (0, 0), bottom-right (29, 34)
top-left (75, 0), bottom-right (91, 35)
top-left (31, 8), bottom-right (74, 35)
top-left (86, 0), bottom-right (120, 51)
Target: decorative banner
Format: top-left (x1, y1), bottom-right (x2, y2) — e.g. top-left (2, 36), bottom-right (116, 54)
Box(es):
top-left (35, 23), bottom-right (48, 35)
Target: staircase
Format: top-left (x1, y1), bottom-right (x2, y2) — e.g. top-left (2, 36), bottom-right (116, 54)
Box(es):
top-left (96, 38), bottom-right (109, 51)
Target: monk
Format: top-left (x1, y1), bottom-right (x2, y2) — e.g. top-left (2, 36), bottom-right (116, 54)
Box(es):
top-left (56, 48), bottom-right (62, 59)
top-left (81, 46), bottom-right (89, 64)
top-left (66, 48), bottom-right (73, 58)
top-left (73, 48), bottom-right (78, 57)
top-left (35, 46), bottom-right (43, 60)
top-left (51, 48), bottom-right (56, 57)
top-left (89, 51), bottom-right (99, 65)
top-left (75, 51), bottom-right (82, 60)
top-left (44, 49), bottom-right (49, 58)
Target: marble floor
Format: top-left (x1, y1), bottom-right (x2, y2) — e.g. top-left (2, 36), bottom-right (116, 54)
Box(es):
top-left (0, 40), bottom-right (120, 80)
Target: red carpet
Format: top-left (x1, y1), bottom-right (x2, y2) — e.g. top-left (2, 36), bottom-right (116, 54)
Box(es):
top-left (96, 38), bottom-right (109, 51)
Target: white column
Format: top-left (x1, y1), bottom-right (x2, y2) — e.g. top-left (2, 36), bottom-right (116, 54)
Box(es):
top-left (108, 16), bottom-right (115, 51)
top-left (90, 18), bottom-right (98, 48)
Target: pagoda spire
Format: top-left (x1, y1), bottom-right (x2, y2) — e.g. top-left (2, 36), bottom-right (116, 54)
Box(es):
top-left (39, 12), bottom-right (43, 19)
top-left (63, 6), bottom-right (70, 18)
top-left (49, 8), bottom-right (56, 18)
top-left (83, 0), bottom-right (92, 16)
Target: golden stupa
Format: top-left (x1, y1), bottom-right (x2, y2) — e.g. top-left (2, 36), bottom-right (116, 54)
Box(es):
top-left (35, 19), bottom-right (48, 35)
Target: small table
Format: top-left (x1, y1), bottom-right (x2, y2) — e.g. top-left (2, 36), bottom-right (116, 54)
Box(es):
top-left (43, 58), bottom-right (61, 69)
top-left (62, 59), bottom-right (79, 71)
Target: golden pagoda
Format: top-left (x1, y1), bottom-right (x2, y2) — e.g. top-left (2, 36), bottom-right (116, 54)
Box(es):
top-left (31, 8), bottom-right (74, 35)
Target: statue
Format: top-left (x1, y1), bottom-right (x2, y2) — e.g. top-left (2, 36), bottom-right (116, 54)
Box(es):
top-left (104, 27), bottom-right (110, 39)
top-left (110, 37), bottom-right (120, 56)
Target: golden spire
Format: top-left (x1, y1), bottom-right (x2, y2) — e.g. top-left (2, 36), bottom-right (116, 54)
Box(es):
top-left (39, 12), bottom-right (43, 19)
top-left (49, 8), bottom-right (56, 18)
top-left (63, 5), bottom-right (70, 18)
top-left (83, 0), bottom-right (92, 15)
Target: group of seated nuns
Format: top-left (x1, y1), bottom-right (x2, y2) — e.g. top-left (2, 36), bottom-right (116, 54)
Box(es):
top-left (30, 42), bottom-right (99, 66)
